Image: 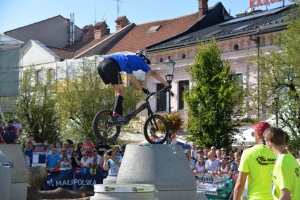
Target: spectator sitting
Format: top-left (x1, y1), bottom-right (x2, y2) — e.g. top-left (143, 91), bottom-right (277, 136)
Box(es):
top-left (12, 116), bottom-right (22, 144)
top-left (60, 156), bottom-right (70, 168)
top-left (91, 149), bottom-right (101, 169)
top-left (80, 150), bottom-right (91, 168)
top-left (26, 134), bottom-right (35, 144)
top-left (24, 141), bottom-right (34, 167)
top-left (60, 148), bottom-right (71, 161)
top-left (81, 136), bottom-right (95, 157)
top-left (168, 132), bottom-right (177, 145)
top-left (70, 152), bottom-right (81, 168)
top-left (6, 120), bottom-right (16, 144)
top-left (184, 150), bottom-right (195, 169)
top-left (0, 121), bottom-right (6, 143)
top-left (103, 149), bottom-right (122, 176)
top-left (205, 151), bottom-right (220, 177)
top-left (46, 147), bottom-right (61, 172)
top-left (193, 155), bottom-right (206, 176)
top-left (217, 155), bottom-right (231, 178)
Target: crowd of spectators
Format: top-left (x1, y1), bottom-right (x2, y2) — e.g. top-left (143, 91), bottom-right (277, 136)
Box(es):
top-left (19, 134), bottom-right (125, 175)
top-left (186, 143), bottom-right (242, 180)
top-left (0, 116), bottom-right (23, 144)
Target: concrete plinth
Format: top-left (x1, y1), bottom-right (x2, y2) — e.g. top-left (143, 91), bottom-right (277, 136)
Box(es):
top-left (116, 144), bottom-right (197, 200)
top-left (0, 150), bottom-right (11, 200)
top-left (103, 175), bottom-right (117, 184)
top-left (0, 144), bottom-right (28, 200)
top-left (91, 184), bottom-right (157, 200)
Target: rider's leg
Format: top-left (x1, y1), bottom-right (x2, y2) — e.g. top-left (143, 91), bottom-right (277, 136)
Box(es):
top-left (112, 84), bottom-right (124, 116)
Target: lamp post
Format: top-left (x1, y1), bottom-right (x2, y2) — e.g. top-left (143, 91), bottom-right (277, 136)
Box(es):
top-left (163, 55), bottom-right (175, 114)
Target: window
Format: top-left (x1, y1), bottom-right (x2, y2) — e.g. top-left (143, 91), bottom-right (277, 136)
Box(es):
top-left (179, 80), bottom-right (189, 109)
top-left (48, 69), bottom-right (54, 84)
top-left (233, 74), bottom-right (243, 87)
top-left (36, 70), bottom-right (43, 84)
top-left (156, 83), bottom-right (166, 111)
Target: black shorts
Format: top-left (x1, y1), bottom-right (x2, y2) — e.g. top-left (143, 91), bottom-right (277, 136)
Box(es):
top-left (97, 58), bottom-right (122, 85)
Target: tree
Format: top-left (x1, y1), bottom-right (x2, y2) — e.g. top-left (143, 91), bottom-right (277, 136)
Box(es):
top-left (55, 57), bottom-right (144, 143)
top-left (249, 2), bottom-right (300, 149)
top-left (184, 39), bottom-right (245, 149)
top-left (15, 65), bottom-right (61, 143)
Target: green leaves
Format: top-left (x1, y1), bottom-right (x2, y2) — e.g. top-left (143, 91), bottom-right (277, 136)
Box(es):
top-left (185, 39), bottom-right (245, 149)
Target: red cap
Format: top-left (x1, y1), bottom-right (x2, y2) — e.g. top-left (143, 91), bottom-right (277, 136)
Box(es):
top-left (251, 121), bottom-right (271, 135)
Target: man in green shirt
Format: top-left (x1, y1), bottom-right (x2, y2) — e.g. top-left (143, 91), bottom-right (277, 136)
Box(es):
top-left (264, 127), bottom-right (300, 200)
top-left (233, 121), bottom-right (276, 200)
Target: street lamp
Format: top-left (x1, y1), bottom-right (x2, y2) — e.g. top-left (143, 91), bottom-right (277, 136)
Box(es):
top-left (163, 55), bottom-right (175, 114)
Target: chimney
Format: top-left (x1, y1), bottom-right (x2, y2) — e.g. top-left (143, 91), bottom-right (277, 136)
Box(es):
top-left (115, 16), bottom-right (129, 32)
top-left (198, 0), bottom-right (209, 18)
top-left (82, 25), bottom-right (94, 41)
top-left (94, 22), bottom-right (109, 39)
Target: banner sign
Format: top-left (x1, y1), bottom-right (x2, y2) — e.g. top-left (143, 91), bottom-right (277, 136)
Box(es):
top-left (250, 0), bottom-right (283, 8)
top-left (42, 168), bottom-right (108, 190)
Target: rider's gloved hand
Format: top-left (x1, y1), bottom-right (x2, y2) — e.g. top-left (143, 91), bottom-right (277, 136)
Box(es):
top-left (164, 85), bottom-right (172, 92)
top-left (142, 88), bottom-right (150, 95)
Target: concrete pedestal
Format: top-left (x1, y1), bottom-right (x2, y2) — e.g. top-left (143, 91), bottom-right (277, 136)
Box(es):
top-left (0, 144), bottom-right (28, 200)
top-left (0, 150), bottom-right (11, 200)
top-left (116, 144), bottom-right (197, 200)
top-left (91, 184), bottom-right (157, 200)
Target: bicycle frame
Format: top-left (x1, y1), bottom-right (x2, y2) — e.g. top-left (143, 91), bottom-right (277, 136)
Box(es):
top-left (109, 89), bottom-right (165, 126)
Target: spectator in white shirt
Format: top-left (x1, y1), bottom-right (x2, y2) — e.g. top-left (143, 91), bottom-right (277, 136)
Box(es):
top-left (205, 151), bottom-right (220, 177)
top-left (80, 150), bottom-right (91, 168)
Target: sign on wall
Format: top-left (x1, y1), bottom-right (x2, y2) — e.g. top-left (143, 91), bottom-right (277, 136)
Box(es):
top-left (250, 0), bottom-right (283, 8)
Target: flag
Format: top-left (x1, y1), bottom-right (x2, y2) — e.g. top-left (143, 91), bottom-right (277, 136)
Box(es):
top-left (102, 13), bottom-right (107, 21)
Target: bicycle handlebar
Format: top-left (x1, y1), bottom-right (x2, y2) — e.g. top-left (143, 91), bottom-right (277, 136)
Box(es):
top-left (145, 88), bottom-right (167, 101)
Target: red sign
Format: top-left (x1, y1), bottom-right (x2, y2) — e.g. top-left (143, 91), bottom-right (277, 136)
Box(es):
top-left (250, 0), bottom-right (283, 8)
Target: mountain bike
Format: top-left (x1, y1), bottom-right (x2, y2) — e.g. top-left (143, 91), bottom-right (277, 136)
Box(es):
top-left (92, 88), bottom-right (169, 144)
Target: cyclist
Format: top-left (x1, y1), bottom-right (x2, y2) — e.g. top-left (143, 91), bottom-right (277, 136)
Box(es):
top-left (97, 49), bottom-right (171, 121)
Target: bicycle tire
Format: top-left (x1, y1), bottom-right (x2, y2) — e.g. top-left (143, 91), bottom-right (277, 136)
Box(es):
top-left (92, 109), bottom-right (121, 143)
top-left (143, 115), bottom-right (169, 144)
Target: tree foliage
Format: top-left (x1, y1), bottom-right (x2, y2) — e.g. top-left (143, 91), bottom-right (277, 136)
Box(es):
top-left (249, 2), bottom-right (300, 149)
top-left (16, 66), bottom-right (60, 143)
top-left (184, 39), bottom-right (245, 149)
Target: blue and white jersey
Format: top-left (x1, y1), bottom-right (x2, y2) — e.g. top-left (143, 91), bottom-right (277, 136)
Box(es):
top-left (107, 156), bottom-right (123, 176)
top-left (104, 54), bottom-right (151, 74)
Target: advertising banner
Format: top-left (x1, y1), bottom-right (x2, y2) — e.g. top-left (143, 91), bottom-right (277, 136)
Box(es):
top-left (42, 168), bottom-right (108, 190)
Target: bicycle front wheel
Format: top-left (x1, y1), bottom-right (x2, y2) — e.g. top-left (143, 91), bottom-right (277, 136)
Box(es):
top-left (92, 110), bottom-right (121, 143)
top-left (143, 115), bottom-right (169, 144)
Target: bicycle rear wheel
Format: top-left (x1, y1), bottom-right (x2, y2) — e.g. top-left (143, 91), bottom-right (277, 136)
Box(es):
top-left (92, 110), bottom-right (121, 143)
top-left (143, 115), bottom-right (169, 144)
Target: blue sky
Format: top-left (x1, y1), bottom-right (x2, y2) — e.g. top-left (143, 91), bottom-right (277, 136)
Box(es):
top-left (0, 0), bottom-right (290, 34)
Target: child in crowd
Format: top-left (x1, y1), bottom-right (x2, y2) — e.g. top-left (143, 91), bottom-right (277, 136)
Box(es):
top-left (60, 156), bottom-right (70, 168)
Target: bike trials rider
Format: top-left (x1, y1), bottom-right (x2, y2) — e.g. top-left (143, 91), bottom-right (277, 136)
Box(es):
top-left (97, 49), bottom-right (171, 121)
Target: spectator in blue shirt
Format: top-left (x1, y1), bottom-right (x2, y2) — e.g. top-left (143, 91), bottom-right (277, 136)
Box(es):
top-left (6, 120), bottom-right (16, 144)
top-left (0, 121), bottom-right (6, 143)
top-left (46, 147), bottom-right (61, 172)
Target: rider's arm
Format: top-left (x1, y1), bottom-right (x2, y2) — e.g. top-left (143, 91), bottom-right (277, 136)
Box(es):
top-left (128, 74), bottom-right (143, 90)
top-left (147, 70), bottom-right (170, 87)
